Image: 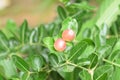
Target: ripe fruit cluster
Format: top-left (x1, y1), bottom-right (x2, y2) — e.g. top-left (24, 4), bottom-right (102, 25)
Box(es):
top-left (54, 29), bottom-right (75, 52)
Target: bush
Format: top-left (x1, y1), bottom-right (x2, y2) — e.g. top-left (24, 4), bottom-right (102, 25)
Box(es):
top-left (0, 0), bottom-right (120, 80)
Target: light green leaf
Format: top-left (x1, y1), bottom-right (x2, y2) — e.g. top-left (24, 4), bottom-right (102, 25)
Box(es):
top-left (43, 37), bottom-right (55, 52)
top-left (0, 59), bottom-right (17, 79)
top-left (110, 59), bottom-right (120, 80)
top-left (94, 65), bottom-right (113, 80)
top-left (31, 56), bottom-right (44, 71)
top-left (61, 17), bottom-right (78, 34)
top-left (21, 72), bottom-right (30, 80)
top-left (79, 70), bottom-right (91, 80)
top-left (96, 0), bottom-right (120, 27)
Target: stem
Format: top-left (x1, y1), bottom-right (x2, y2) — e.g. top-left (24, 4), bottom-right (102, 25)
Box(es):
top-left (103, 58), bottom-right (120, 67)
top-left (67, 61), bottom-right (88, 71)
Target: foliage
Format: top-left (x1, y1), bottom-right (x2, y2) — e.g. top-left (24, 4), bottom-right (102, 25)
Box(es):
top-left (0, 0), bottom-right (120, 80)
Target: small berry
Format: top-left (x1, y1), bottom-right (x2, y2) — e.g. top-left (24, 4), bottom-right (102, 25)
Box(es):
top-left (62, 29), bottom-right (75, 41)
top-left (54, 38), bottom-right (66, 52)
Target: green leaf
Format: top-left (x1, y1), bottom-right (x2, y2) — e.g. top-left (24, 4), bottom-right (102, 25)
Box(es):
top-left (96, 0), bottom-right (120, 27)
top-left (0, 31), bottom-right (9, 50)
top-left (95, 24), bottom-right (108, 47)
top-left (76, 0), bottom-right (120, 41)
top-left (30, 56), bottom-right (44, 71)
top-left (57, 65), bottom-right (75, 80)
top-left (110, 59), bottom-right (120, 80)
top-left (66, 2), bottom-right (94, 11)
top-left (97, 45), bottom-right (112, 59)
top-left (49, 53), bottom-right (59, 67)
top-left (79, 70), bottom-right (91, 80)
top-left (88, 53), bottom-right (98, 69)
top-left (3, 19), bottom-right (17, 38)
top-left (0, 59), bottom-right (17, 79)
top-left (112, 39), bottom-right (120, 52)
top-left (61, 17), bottom-right (78, 34)
top-left (94, 65), bottom-right (113, 80)
top-left (29, 24), bottom-right (45, 43)
top-left (108, 50), bottom-right (120, 61)
top-left (19, 20), bottom-right (28, 44)
top-left (77, 58), bottom-right (90, 66)
top-left (9, 37), bottom-right (19, 50)
top-left (78, 39), bottom-right (95, 59)
top-left (68, 39), bottom-right (95, 61)
top-left (43, 37), bottom-right (55, 52)
top-left (29, 27), bottom-right (39, 44)
top-left (57, 6), bottom-right (67, 20)
top-left (12, 55), bottom-right (29, 72)
top-left (21, 72), bottom-right (30, 80)
top-left (37, 72), bottom-right (47, 80)
top-left (68, 41), bottom-right (87, 61)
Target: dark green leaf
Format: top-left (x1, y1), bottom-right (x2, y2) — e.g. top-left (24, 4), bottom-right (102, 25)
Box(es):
top-left (19, 20), bottom-right (28, 44)
top-left (88, 53), bottom-right (98, 69)
top-left (57, 6), bottom-right (67, 20)
top-left (12, 55), bottom-right (29, 72)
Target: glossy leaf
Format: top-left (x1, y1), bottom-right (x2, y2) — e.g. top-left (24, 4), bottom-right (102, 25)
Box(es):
top-left (30, 56), bottom-right (44, 71)
top-left (61, 17), bottom-right (78, 34)
top-left (57, 65), bottom-right (75, 80)
top-left (43, 37), bottom-right (55, 52)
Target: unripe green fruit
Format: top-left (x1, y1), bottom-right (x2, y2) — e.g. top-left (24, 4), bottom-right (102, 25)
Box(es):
top-left (54, 38), bottom-right (66, 52)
